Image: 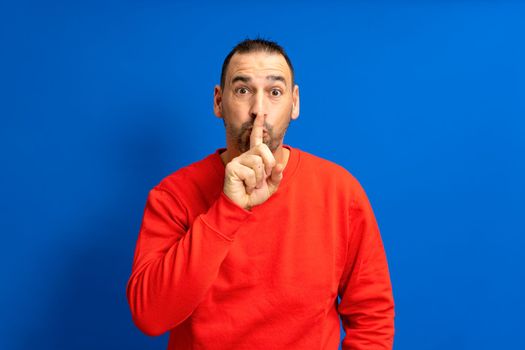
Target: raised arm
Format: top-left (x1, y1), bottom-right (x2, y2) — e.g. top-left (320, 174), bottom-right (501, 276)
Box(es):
top-left (126, 187), bottom-right (251, 336)
top-left (127, 114), bottom-right (286, 336)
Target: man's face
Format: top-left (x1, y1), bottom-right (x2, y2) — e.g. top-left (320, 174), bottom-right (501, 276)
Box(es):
top-left (214, 52), bottom-right (300, 154)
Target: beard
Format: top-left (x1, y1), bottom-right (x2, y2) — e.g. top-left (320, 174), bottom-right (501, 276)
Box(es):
top-left (224, 116), bottom-right (292, 154)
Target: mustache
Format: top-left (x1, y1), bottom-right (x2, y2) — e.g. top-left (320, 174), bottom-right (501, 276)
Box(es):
top-left (239, 120), bottom-right (273, 134)
top-left (236, 120), bottom-right (274, 153)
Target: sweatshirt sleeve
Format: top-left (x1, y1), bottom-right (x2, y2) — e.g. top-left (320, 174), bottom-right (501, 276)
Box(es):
top-left (337, 185), bottom-right (395, 349)
top-left (126, 186), bottom-right (251, 336)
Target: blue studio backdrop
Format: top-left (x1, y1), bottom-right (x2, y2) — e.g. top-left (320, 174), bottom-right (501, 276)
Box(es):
top-left (1, 1), bottom-right (524, 349)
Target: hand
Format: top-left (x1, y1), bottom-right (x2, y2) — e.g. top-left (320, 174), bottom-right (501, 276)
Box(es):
top-left (223, 114), bottom-right (284, 210)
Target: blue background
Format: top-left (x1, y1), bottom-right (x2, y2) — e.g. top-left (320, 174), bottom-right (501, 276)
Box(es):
top-left (1, 1), bottom-right (524, 349)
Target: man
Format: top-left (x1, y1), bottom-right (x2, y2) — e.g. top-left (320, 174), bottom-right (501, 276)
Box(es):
top-left (127, 38), bottom-right (395, 349)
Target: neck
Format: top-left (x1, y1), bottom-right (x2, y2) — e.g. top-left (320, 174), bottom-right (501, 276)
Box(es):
top-left (220, 144), bottom-right (290, 169)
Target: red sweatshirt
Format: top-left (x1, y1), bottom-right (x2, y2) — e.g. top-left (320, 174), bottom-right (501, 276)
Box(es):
top-left (127, 145), bottom-right (394, 349)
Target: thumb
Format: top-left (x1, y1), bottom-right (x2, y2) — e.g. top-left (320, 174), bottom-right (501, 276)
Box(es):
top-left (268, 163), bottom-right (284, 192)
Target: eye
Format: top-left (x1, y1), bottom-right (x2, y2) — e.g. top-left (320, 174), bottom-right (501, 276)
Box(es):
top-left (236, 87), bottom-right (250, 95)
top-left (270, 89), bottom-right (282, 97)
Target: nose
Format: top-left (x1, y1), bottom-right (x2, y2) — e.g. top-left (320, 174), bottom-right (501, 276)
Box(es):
top-left (249, 90), bottom-right (268, 120)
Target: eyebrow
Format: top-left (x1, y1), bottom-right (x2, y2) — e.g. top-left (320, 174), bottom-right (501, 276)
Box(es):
top-left (266, 75), bottom-right (286, 85)
top-left (231, 74), bottom-right (287, 86)
top-left (231, 75), bottom-right (251, 84)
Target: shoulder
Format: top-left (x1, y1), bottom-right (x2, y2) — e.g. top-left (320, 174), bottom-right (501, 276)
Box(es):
top-left (297, 149), bottom-right (349, 174)
top-left (294, 147), bottom-right (370, 203)
top-left (154, 151), bottom-right (223, 197)
top-left (296, 148), bottom-right (359, 184)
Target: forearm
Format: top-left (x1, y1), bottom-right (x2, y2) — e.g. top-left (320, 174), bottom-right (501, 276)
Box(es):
top-left (127, 216), bottom-right (233, 335)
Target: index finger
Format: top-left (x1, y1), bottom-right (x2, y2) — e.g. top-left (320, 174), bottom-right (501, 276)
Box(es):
top-left (250, 114), bottom-right (265, 149)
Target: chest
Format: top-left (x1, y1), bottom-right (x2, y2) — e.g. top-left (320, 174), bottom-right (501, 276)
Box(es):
top-left (213, 188), bottom-right (348, 307)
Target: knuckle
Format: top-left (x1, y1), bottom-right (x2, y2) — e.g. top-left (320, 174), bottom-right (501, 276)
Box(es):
top-left (225, 162), bottom-right (234, 172)
top-left (247, 154), bottom-right (261, 165)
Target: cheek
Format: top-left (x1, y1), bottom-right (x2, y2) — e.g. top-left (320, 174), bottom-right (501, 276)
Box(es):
top-left (223, 100), bottom-right (249, 119)
top-left (272, 106), bottom-right (293, 125)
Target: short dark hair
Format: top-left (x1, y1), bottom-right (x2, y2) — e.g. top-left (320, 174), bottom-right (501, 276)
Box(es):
top-left (220, 38), bottom-right (295, 89)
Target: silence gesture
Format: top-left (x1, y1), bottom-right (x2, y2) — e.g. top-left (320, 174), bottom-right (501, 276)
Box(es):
top-left (223, 114), bottom-right (284, 210)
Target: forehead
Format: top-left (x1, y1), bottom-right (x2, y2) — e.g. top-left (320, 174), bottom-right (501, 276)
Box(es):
top-left (226, 52), bottom-right (292, 84)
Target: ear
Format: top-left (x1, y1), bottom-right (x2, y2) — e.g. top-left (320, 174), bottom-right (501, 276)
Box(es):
top-left (214, 85), bottom-right (223, 118)
top-left (291, 84), bottom-right (300, 120)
